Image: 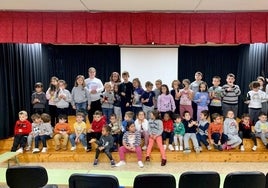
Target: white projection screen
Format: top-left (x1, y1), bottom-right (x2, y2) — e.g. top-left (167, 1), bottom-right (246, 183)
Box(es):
top-left (120, 48), bottom-right (178, 89)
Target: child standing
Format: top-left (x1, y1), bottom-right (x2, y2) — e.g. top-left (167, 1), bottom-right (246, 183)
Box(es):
top-left (86, 111), bottom-right (106, 151)
top-left (153, 79), bottom-right (162, 110)
top-left (146, 110), bottom-right (167, 166)
top-left (113, 83), bottom-right (122, 123)
top-left (32, 113), bottom-right (53, 153)
top-left (238, 114), bottom-right (257, 151)
top-left (162, 112), bottom-right (175, 151)
top-left (53, 114), bottom-right (71, 151)
top-left (196, 110), bottom-right (211, 150)
top-left (90, 126), bottom-right (115, 167)
top-left (115, 122), bottom-right (144, 168)
top-left (178, 79), bottom-right (193, 118)
top-left (11, 111), bottom-right (32, 153)
top-left (132, 78), bottom-right (144, 117)
top-left (101, 82), bottom-right (115, 123)
top-left (223, 110), bottom-right (242, 150)
top-left (69, 112), bottom-right (87, 151)
top-left (173, 114), bottom-right (185, 151)
top-left (193, 81), bottom-right (210, 121)
top-left (182, 111), bottom-right (200, 153)
top-left (157, 84), bottom-right (176, 118)
top-left (254, 112), bottom-right (268, 149)
top-left (134, 111), bottom-right (149, 151)
top-left (257, 76), bottom-right (268, 114)
top-left (109, 114), bottom-right (121, 151)
top-left (141, 81), bottom-right (155, 120)
top-left (170, 80), bottom-right (181, 115)
top-left (208, 76), bottom-right (222, 118)
top-left (32, 82), bottom-right (47, 114)
top-left (26, 113), bottom-right (42, 151)
top-left (190, 71), bottom-right (203, 121)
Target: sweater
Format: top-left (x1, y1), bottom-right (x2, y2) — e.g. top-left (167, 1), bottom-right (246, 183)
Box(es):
top-left (221, 84), bottom-right (241, 104)
top-left (122, 131), bottom-right (141, 147)
top-left (71, 86), bottom-right (91, 106)
top-left (157, 94), bottom-right (176, 112)
top-left (194, 92), bottom-right (210, 107)
top-left (246, 90), bottom-right (268, 109)
top-left (132, 87), bottom-right (144, 107)
top-left (96, 134), bottom-right (114, 150)
top-left (179, 88), bottom-right (193, 106)
top-left (141, 90), bottom-right (155, 107)
top-left (208, 86), bottom-right (222, 107)
top-left (182, 119), bottom-right (197, 133)
top-left (173, 122), bottom-right (185, 135)
top-left (39, 122), bottom-right (53, 137)
top-left (254, 120), bottom-right (268, 133)
top-left (31, 92), bottom-right (47, 109)
top-left (14, 120), bottom-right (32, 135)
top-left (134, 119), bottom-right (149, 132)
top-left (85, 77), bottom-right (104, 102)
top-left (54, 122), bottom-right (71, 134)
top-left (54, 89), bottom-right (72, 108)
top-left (73, 121), bottom-right (87, 135)
top-left (224, 118), bottom-right (238, 136)
top-left (162, 119), bottom-right (174, 132)
top-left (148, 119), bottom-right (163, 136)
top-left (91, 116), bottom-right (106, 133)
top-left (101, 91), bottom-right (114, 109)
top-left (208, 122), bottom-right (223, 140)
top-left (197, 120), bottom-right (209, 136)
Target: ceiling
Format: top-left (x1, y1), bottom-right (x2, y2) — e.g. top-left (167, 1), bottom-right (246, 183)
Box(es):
top-left (0, 0), bottom-right (268, 12)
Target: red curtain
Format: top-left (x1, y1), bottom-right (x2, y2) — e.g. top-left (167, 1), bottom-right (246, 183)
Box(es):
top-left (0, 11), bottom-right (267, 44)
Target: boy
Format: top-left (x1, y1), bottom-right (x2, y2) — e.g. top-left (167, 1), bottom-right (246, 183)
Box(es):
top-left (31, 82), bottom-right (47, 114)
top-left (89, 126), bottom-right (115, 167)
top-left (108, 114), bottom-right (121, 151)
top-left (153, 79), bottom-right (162, 110)
top-left (54, 114), bottom-right (71, 151)
top-left (101, 82), bottom-right (114, 124)
top-left (196, 110), bottom-right (211, 150)
top-left (141, 81), bottom-right (155, 120)
top-left (208, 76), bottom-right (222, 119)
top-left (11, 111), bottom-right (32, 153)
top-left (254, 112), bottom-right (268, 149)
top-left (26, 113), bottom-right (42, 151)
top-left (190, 71), bottom-right (203, 120)
top-left (173, 114), bottom-right (185, 151)
top-left (221, 73), bottom-right (241, 118)
top-left (86, 110), bottom-right (106, 151)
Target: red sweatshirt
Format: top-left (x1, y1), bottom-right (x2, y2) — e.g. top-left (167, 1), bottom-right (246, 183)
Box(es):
top-left (162, 119), bottom-right (174, 132)
top-left (91, 116), bottom-right (106, 133)
top-left (14, 120), bottom-right (32, 135)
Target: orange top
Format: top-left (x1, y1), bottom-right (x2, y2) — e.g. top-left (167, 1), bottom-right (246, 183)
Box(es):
top-left (208, 122), bottom-right (223, 140)
top-left (54, 122), bottom-right (71, 134)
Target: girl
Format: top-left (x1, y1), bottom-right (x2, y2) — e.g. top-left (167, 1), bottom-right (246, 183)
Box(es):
top-left (257, 76), bottom-right (268, 115)
top-left (178, 79), bottom-right (193, 119)
top-left (162, 112), bottom-right (174, 151)
top-left (115, 121), bottom-right (144, 168)
top-left (146, 110), bottom-right (167, 166)
top-left (71, 75), bottom-right (91, 119)
top-left (101, 82), bottom-right (114, 123)
top-left (132, 78), bottom-right (144, 117)
top-left (109, 72), bottom-right (121, 91)
top-left (173, 114), bottom-right (185, 151)
top-left (170, 80), bottom-right (181, 115)
top-left (32, 82), bottom-right (46, 115)
top-left (46, 76), bottom-right (59, 127)
top-left (193, 81), bottom-right (210, 121)
top-left (157, 84), bottom-right (176, 118)
top-left (113, 83), bottom-right (122, 123)
top-left (134, 110), bottom-right (149, 150)
top-left (196, 110), bottom-right (211, 150)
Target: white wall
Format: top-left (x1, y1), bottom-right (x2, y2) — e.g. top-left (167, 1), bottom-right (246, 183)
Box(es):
top-left (120, 48), bottom-right (178, 89)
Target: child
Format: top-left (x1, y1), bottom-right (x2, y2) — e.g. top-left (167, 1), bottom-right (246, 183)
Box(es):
top-left (141, 81), bottom-right (155, 120)
top-left (223, 110), bottom-right (242, 150)
top-left (26, 113), bottom-right (42, 151)
top-left (254, 112), bottom-right (268, 149)
top-left (221, 73), bottom-right (241, 118)
top-left (182, 111), bottom-right (200, 153)
top-left (32, 113), bottom-right (53, 153)
top-left (69, 112), bottom-right (87, 151)
top-left (153, 79), bottom-right (162, 110)
top-left (119, 111), bottom-right (134, 146)
top-left (170, 80), bottom-right (181, 115)
top-left (134, 110), bottom-right (149, 150)
top-left (178, 79), bottom-right (193, 118)
top-left (239, 114), bottom-right (257, 151)
top-left (132, 78), bottom-right (144, 117)
top-left (146, 110), bottom-right (167, 166)
top-left (53, 114), bottom-right (71, 151)
top-left (115, 121), bottom-right (144, 168)
top-left (54, 79), bottom-right (72, 118)
top-left (31, 82), bottom-right (47, 114)
top-left (101, 82), bottom-right (115, 123)
top-left (208, 76), bottom-right (222, 119)
top-left (257, 76), bottom-right (268, 114)
top-left (190, 71), bottom-right (203, 120)
top-left (208, 113), bottom-right (227, 151)
top-left (86, 110), bottom-right (106, 151)
top-left (113, 83), bottom-right (122, 123)
top-left (245, 81), bottom-right (268, 124)
top-left (162, 112), bottom-right (175, 151)
top-left (196, 110), bottom-right (211, 150)
top-left (71, 75), bottom-right (91, 119)
top-left (109, 71), bottom-right (121, 91)
top-left (11, 111), bottom-right (32, 153)
top-left (108, 114), bottom-right (121, 151)
top-left (193, 81), bottom-right (210, 121)
top-left (118, 71), bottom-right (133, 118)
top-left (89, 126), bottom-right (115, 166)
top-left (157, 84), bottom-right (176, 118)
top-left (173, 114), bottom-right (185, 151)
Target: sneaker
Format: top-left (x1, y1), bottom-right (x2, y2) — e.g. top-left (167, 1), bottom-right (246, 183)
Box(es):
top-left (32, 148), bottom-right (40, 153)
top-left (179, 146), bottom-right (183, 151)
top-left (145, 156), bottom-right (150, 162)
top-left (86, 148), bottom-right (92, 152)
top-left (163, 145), bottom-right (167, 150)
top-left (161, 159), bottom-right (167, 166)
top-left (175, 145), bottom-right (179, 151)
top-left (207, 145), bottom-right (212, 150)
top-left (70, 146), bottom-right (76, 151)
top-left (55, 145), bottom-right (61, 151)
top-left (213, 144), bottom-right (218, 150)
top-left (115, 161), bottom-right (126, 167)
top-left (25, 146), bottom-right (31, 151)
top-left (16, 148), bottom-right (23, 153)
top-left (217, 145), bottom-right (223, 151)
top-left (138, 161), bottom-right (144, 168)
top-left (183, 148), bottom-right (191, 153)
top-left (226, 145), bottom-right (232, 150)
top-left (195, 147), bottom-right (200, 153)
top-left (84, 147), bottom-right (88, 151)
top-left (93, 159), bottom-right (98, 166)
top-left (221, 143), bottom-right (227, 150)
top-left (252, 145), bottom-right (257, 151)
top-left (168, 144), bottom-right (174, 151)
top-left (41, 147), bottom-right (47, 153)
top-left (142, 146), bottom-right (147, 151)
top-left (199, 147), bottom-right (203, 151)
top-left (110, 160), bottom-right (115, 167)
top-left (240, 145), bottom-right (245, 151)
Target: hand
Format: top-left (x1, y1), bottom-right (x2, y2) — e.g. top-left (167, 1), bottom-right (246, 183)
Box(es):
top-left (89, 138), bottom-right (96, 143)
top-left (210, 140), bottom-right (214, 145)
top-left (87, 105), bottom-right (91, 110)
top-left (72, 105), bottom-right (76, 110)
top-left (98, 146), bottom-right (104, 151)
top-left (126, 102), bottom-right (130, 107)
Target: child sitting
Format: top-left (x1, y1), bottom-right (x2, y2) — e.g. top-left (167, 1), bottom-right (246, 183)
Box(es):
top-left (115, 121), bottom-right (144, 168)
top-left (26, 113), bottom-right (42, 151)
top-left (108, 114), bottom-right (121, 151)
top-left (196, 110), bottom-right (211, 150)
top-left (254, 112), bottom-right (268, 149)
top-left (54, 114), bottom-right (71, 151)
top-left (11, 111), bottom-right (32, 153)
top-left (89, 126), bottom-right (115, 167)
top-left (162, 112), bottom-right (175, 151)
top-left (134, 110), bottom-right (149, 151)
top-left (119, 111), bottom-right (134, 146)
top-left (69, 112), bottom-right (87, 151)
top-left (173, 114), bottom-right (185, 151)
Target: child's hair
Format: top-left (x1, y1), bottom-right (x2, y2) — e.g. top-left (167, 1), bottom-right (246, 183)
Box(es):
top-left (163, 112), bottom-right (171, 119)
top-left (110, 113), bottom-right (117, 119)
top-left (94, 110), bottom-right (103, 116)
top-left (199, 81), bottom-right (208, 92)
top-left (211, 113), bottom-right (221, 121)
top-left (241, 113), bottom-right (250, 119)
top-left (145, 81), bottom-right (153, 88)
top-left (122, 71), bottom-right (129, 77)
top-left (41, 113), bottom-right (51, 123)
top-left (31, 113), bottom-right (41, 121)
top-left (200, 110), bottom-right (209, 119)
top-left (250, 81), bottom-right (260, 89)
top-left (137, 110), bottom-right (146, 116)
top-left (18, 110), bottom-right (28, 117)
top-left (88, 67), bottom-right (96, 72)
top-left (171, 80), bottom-right (181, 89)
top-left (76, 112), bottom-right (84, 118)
top-left (155, 79), bottom-right (162, 85)
top-left (160, 84), bottom-right (169, 95)
top-left (227, 73), bottom-right (235, 79)
top-left (58, 79), bottom-right (67, 87)
top-left (182, 79), bottom-right (191, 86)
top-left (49, 76), bottom-right (59, 92)
top-left (133, 78), bottom-right (142, 88)
top-left (74, 75), bottom-right (85, 87)
top-left (213, 76), bottom-right (221, 81)
top-left (258, 112), bottom-right (267, 117)
top-left (125, 111), bottom-right (134, 119)
top-left (257, 76), bottom-right (266, 92)
top-left (58, 114), bottom-right (68, 121)
top-left (104, 82), bottom-right (112, 90)
top-left (126, 121), bottom-right (135, 131)
top-left (173, 114), bottom-right (181, 121)
top-left (183, 111), bottom-right (190, 117)
top-left (103, 125), bottom-right (111, 133)
top-left (35, 82), bottom-right (43, 88)
top-left (109, 72), bottom-right (121, 82)
top-left (151, 110), bottom-right (160, 119)
top-left (195, 71), bottom-right (203, 77)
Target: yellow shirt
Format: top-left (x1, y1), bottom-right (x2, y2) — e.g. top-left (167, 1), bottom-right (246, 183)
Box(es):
top-left (73, 121), bottom-right (86, 135)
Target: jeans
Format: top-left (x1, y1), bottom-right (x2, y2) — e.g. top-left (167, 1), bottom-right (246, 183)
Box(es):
top-left (69, 133), bottom-right (87, 147)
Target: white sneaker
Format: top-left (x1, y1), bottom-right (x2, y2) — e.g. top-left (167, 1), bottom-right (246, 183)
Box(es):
top-left (207, 145), bottom-right (212, 150)
top-left (252, 145), bottom-right (257, 151)
top-left (84, 147), bottom-right (88, 151)
top-left (25, 146), bottom-right (31, 151)
top-left (179, 146), bottom-right (183, 151)
top-left (16, 148), bottom-right (23, 153)
top-left (115, 161), bottom-right (126, 167)
top-left (41, 147), bottom-right (47, 153)
top-left (168, 144), bottom-right (174, 151)
top-left (138, 161), bottom-right (144, 168)
top-left (142, 146), bottom-right (147, 151)
top-left (240, 145), bottom-right (245, 151)
top-left (175, 145), bottom-right (179, 151)
top-left (163, 145), bottom-right (167, 150)
top-left (32, 148), bottom-right (40, 153)
top-left (70, 146), bottom-right (76, 151)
